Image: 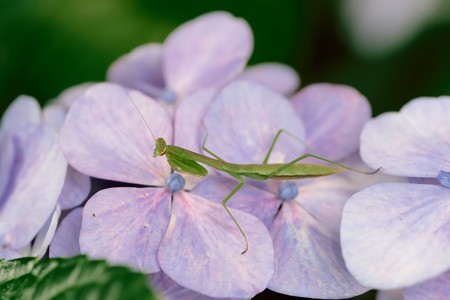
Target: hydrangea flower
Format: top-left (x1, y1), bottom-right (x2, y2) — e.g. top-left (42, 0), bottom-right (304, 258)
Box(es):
top-left (341, 97), bottom-right (450, 299)
top-left (58, 82), bottom-right (274, 298)
top-left (191, 81), bottom-right (374, 298)
top-left (0, 96), bottom-right (67, 259)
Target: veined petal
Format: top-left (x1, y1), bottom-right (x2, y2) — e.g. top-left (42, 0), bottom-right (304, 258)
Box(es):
top-left (158, 191), bottom-right (274, 298)
top-left (50, 207), bottom-right (82, 258)
top-left (1, 95), bottom-right (41, 134)
top-left (58, 166), bottom-right (91, 210)
top-left (204, 80), bottom-right (305, 165)
top-left (342, 183), bottom-right (450, 289)
top-left (164, 12), bottom-right (253, 97)
top-left (403, 270), bottom-right (450, 300)
top-left (361, 97), bottom-right (450, 177)
top-left (107, 44), bottom-right (164, 95)
top-left (80, 187), bottom-right (171, 273)
top-left (268, 197), bottom-right (368, 298)
top-left (238, 63), bottom-right (300, 95)
top-left (0, 124), bottom-right (66, 249)
top-left (292, 83), bottom-right (371, 160)
top-left (30, 204), bottom-right (61, 258)
top-left (60, 83), bottom-right (172, 186)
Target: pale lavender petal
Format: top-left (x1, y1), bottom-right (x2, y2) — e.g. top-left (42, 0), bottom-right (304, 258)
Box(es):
top-left (58, 166), bottom-right (91, 210)
top-left (173, 88), bottom-right (217, 189)
top-left (164, 12), bottom-right (253, 97)
top-left (342, 183), bottom-right (450, 289)
top-left (0, 247), bottom-right (21, 260)
top-left (238, 63), bottom-right (300, 95)
top-left (268, 198), bottom-right (368, 298)
top-left (204, 80), bottom-right (305, 165)
top-left (107, 44), bottom-right (164, 95)
top-left (80, 187), bottom-right (171, 273)
top-left (158, 192), bottom-right (274, 298)
top-left (404, 271), bottom-right (450, 300)
top-left (1, 95), bottom-right (41, 133)
top-left (376, 289), bottom-right (404, 300)
top-left (49, 208), bottom-right (82, 258)
top-left (361, 97), bottom-right (450, 177)
top-left (54, 82), bottom-right (96, 109)
top-left (292, 83), bottom-right (371, 160)
top-left (150, 271), bottom-right (244, 300)
top-left (191, 176), bottom-right (280, 228)
top-left (42, 104), bottom-right (67, 130)
top-left (0, 124), bottom-right (67, 249)
top-left (30, 204), bottom-right (61, 258)
top-left (60, 83), bottom-right (171, 186)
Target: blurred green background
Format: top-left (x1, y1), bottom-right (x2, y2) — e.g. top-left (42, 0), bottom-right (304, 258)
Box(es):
top-left (2, 0), bottom-right (450, 117)
top-left (2, 0), bottom-right (450, 299)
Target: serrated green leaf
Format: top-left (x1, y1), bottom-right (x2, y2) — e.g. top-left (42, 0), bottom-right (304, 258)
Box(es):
top-left (0, 255), bottom-right (157, 300)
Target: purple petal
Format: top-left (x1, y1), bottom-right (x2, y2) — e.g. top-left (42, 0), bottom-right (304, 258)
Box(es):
top-left (30, 204), bottom-right (61, 258)
top-left (292, 83), bottom-right (371, 160)
top-left (58, 166), bottom-right (91, 210)
top-left (49, 207), bottom-right (82, 258)
top-left (268, 186), bottom-right (368, 298)
top-left (238, 63), bottom-right (300, 95)
top-left (0, 124), bottom-right (67, 249)
top-left (376, 289), bottom-right (404, 300)
top-left (80, 187), bottom-right (171, 273)
top-left (403, 271), bottom-right (450, 300)
top-left (150, 271), bottom-right (244, 300)
top-left (361, 97), bottom-right (450, 177)
top-left (204, 80), bottom-right (305, 164)
top-left (191, 176), bottom-right (280, 228)
top-left (1, 95), bottom-right (41, 134)
top-left (342, 183), bottom-right (450, 289)
top-left (164, 12), bottom-right (253, 97)
top-left (158, 192), bottom-right (274, 298)
top-left (107, 44), bottom-right (164, 96)
top-left (42, 104), bottom-right (67, 130)
top-left (0, 247), bottom-right (21, 260)
top-left (54, 82), bottom-right (96, 109)
top-left (60, 83), bottom-right (171, 186)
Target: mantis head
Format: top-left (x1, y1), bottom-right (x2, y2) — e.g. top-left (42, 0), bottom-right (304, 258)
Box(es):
top-left (153, 137), bottom-right (167, 157)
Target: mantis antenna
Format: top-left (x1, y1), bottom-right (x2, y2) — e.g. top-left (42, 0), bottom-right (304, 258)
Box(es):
top-left (124, 88), bottom-right (156, 142)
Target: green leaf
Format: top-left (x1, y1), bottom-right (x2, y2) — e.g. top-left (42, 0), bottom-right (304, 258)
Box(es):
top-left (0, 255), bottom-right (157, 300)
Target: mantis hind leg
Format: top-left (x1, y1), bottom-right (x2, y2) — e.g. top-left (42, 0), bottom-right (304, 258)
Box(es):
top-left (201, 129), bottom-right (225, 161)
top-left (220, 173), bottom-right (248, 254)
top-left (262, 129), bottom-right (311, 164)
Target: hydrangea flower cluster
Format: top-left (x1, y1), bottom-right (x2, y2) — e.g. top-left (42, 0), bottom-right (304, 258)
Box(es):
top-left (2, 10), bottom-right (449, 300)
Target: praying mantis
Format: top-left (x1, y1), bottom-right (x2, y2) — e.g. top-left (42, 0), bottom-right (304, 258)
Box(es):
top-left (127, 90), bottom-right (378, 254)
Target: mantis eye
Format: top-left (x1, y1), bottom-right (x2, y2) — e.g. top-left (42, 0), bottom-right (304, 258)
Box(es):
top-left (153, 138), bottom-right (167, 157)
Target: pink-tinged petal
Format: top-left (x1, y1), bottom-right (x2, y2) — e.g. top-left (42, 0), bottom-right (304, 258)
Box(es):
top-left (30, 205), bottom-right (61, 258)
top-left (0, 247), bottom-right (21, 260)
top-left (292, 83), bottom-right (371, 160)
top-left (58, 166), bottom-right (91, 210)
top-left (268, 201), bottom-right (368, 298)
top-left (60, 83), bottom-right (171, 186)
top-left (43, 104), bottom-right (67, 130)
top-left (80, 187), bottom-right (171, 273)
top-left (107, 44), bottom-right (164, 95)
top-left (0, 124), bottom-right (67, 249)
top-left (238, 63), bottom-right (300, 95)
top-left (150, 271), bottom-right (243, 300)
top-left (342, 183), bottom-right (450, 289)
top-left (403, 271), bottom-right (450, 300)
top-left (158, 192), bottom-right (274, 298)
top-left (361, 97), bottom-right (450, 177)
top-left (204, 80), bottom-right (305, 165)
top-left (173, 89), bottom-right (217, 188)
top-left (376, 289), bottom-right (404, 300)
top-left (49, 208), bottom-right (82, 258)
top-left (54, 82), bottom-right (96, 109)
top-left (191, 176), bottom-right (280, 228)
top-left (1, 95), bottom-right (41, 133)
top-left (164, 12), bottom-right (253, 97)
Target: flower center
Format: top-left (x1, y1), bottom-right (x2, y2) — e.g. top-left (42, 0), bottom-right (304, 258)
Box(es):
top-left (166, 173), bottom-right (185, 192)
top-left (278, 181), bottom-right (298, 201)
top-left (134, 82), bottom-right (177, 104)
top-left (438, 170), bottom-right (450, 188)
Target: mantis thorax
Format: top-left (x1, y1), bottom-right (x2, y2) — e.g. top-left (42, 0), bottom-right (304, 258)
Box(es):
top-left (154, 137), bottom-right (167, 157)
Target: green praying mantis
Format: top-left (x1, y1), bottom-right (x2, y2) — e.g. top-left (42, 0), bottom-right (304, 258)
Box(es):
top-left (127, 90), bottom-right (378, 254)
